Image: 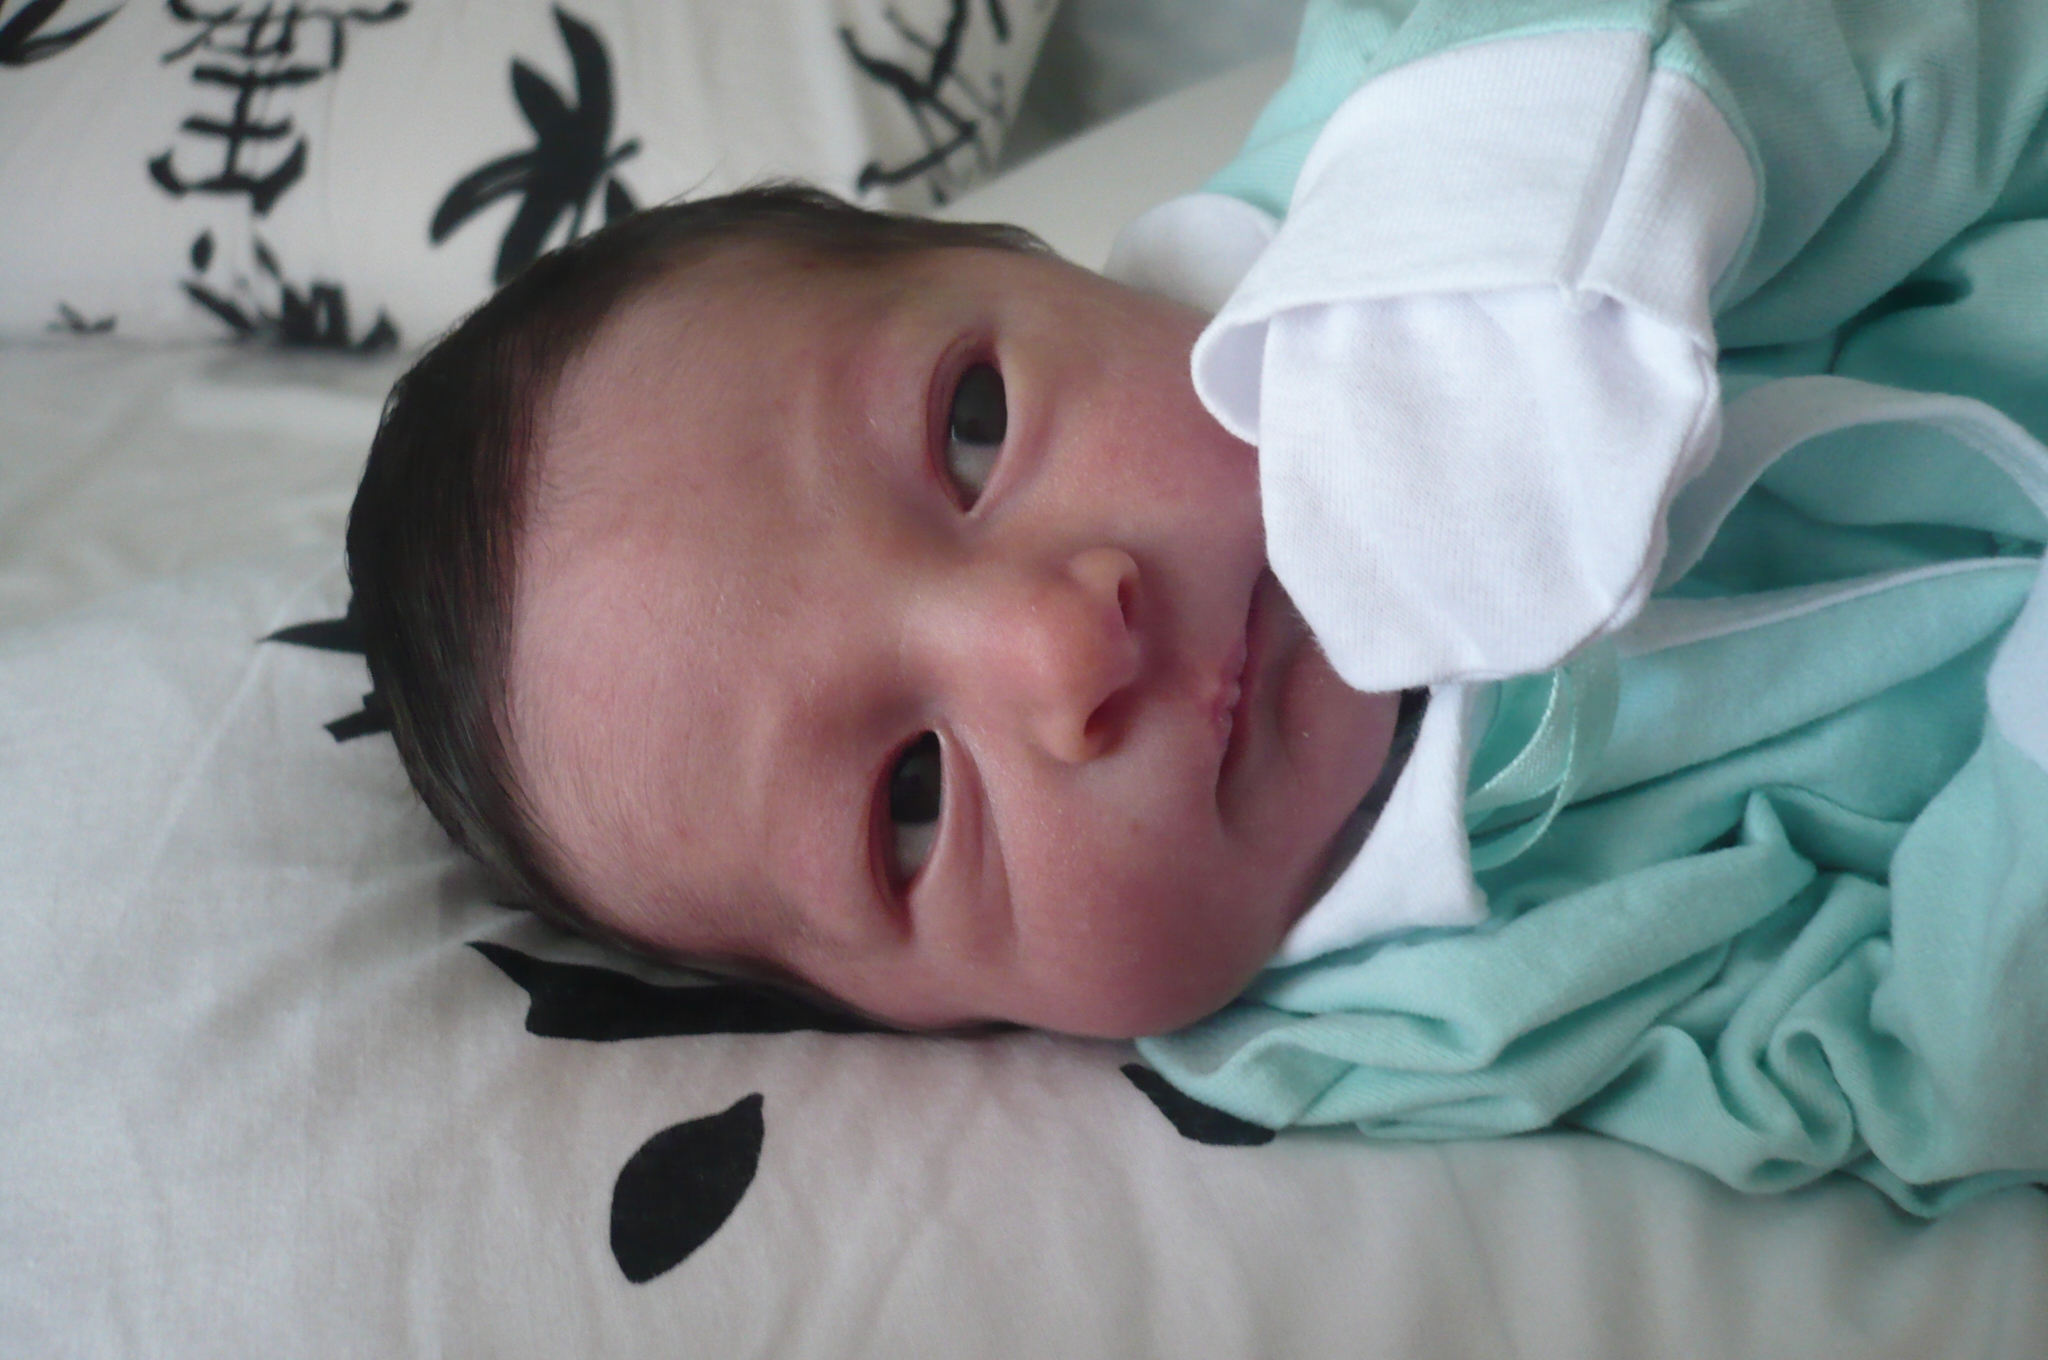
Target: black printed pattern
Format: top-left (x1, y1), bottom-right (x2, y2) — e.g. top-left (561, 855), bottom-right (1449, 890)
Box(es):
top-left (27, 0), bottom-right (1028, 344)
top-left (1120, 1064), bottom-right (1275, 1146)
top-left (612, 1095), bottom-right (765, 1285)
top-left (50, 301), bottom-right (116, 333)
top-left (263, 599), bottom-right (390, 741)
top-left (429, 5), bottom-right (639, 285)
top-left (464, 939), bottom-right (1270, 1280)
top-left (151, 0), bottom-right (411, 345)
top-left (151, 0), bottom-right (409, 214)
top-left (0, 0), bottom-right (120, 68)
top-left (471, 942), bottom-right (885, 1040)
top-left (842, 0), bottom-right (1013, 205)
top-left (473, 943), bottom-right (843, 1283)
top-left (184, 228), bottom-right (398, 350)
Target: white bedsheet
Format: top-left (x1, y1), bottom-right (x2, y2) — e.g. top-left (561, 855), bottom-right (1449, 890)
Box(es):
top-left (0, 342), bottom-right (402, 630)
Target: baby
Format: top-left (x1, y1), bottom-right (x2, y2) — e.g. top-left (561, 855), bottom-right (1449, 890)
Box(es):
top-left (348, 187), bottom-right (1409, 1038)
top-left (353, 0), bottom-right (2048, 1210)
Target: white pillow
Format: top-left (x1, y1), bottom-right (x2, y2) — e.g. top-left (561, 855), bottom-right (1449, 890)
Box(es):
top-left (0, 0), bottom-right (1050, 345)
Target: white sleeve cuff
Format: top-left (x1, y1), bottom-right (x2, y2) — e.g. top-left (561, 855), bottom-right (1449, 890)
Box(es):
top-left (1103, 191), bottom-right (1277, 317)
top-left (1192, 29), bottom-right (1756, 691)
top-left (1272, 684), bottom-right (1487, 966)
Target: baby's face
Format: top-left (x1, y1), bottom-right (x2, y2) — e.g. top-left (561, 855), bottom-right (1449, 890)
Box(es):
top-left (508, 242), bottom-right (1399, 1037)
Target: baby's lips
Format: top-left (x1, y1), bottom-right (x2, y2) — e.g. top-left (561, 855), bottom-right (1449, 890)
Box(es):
top-left (1211, 640), bottom-right (1248, 747)
top-left (1210, 578), bottom-right (1264, 793)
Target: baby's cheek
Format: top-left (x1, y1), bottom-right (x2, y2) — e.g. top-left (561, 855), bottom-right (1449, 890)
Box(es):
top-left (1034, 884), bottom-right (1273, 1038)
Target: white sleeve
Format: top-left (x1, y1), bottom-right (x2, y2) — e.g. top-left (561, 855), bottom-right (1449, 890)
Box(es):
top-left (1191, 29), bottom-right (1756, 692)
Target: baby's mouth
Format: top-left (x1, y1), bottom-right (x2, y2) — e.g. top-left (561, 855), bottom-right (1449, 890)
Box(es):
top-left (1213, 570), bottom-right (1271, 796)
top-left (1213, 633), bottom-right (1248, 746)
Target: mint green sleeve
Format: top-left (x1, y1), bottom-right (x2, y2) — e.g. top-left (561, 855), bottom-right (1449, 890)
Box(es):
top-left (1136, 551), bottom-right (2048, 1215)
top-left (1212, 0), bottom-right (2048, 354)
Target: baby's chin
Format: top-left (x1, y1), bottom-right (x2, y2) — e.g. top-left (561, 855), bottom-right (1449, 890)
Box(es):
top-left (1290, 736), bottom-right (1405, 920)
top-left (1007, 980), bottom-right (1253, 1040)
top-left (1269, 649), bottom-right (1406, 909)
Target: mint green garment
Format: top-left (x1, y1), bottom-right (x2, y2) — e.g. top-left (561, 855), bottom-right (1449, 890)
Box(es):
top-left (1142, 0), bottom-right (2048, 1213)
top-left (1209, 0), bottom-right (2048, 368)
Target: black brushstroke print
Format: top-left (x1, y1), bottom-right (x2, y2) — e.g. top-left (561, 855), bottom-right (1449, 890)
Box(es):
top-left (49, 302), bottom-right (115, 334)
top-left (612, 1094), bottom-right (765, 1284)
top-left (1121, 1064), bottom-right (1276, 1147)
top-left (429, 5), bottom-right (640, 285)
top-left (262, 601), bottom-right (391, 740)
top-left (265, 609), bottom-right (364, 653)
top-left (150, 0), bottom-right (409, 216)
top-left (321, 692), bottom-right (390, 741)
top-left (471, 942), bottom-right (887, 1040)
top-left (841, 0), bottom-right (1011, 205)
top-left (183, 229), bottom-right (399, 350)
top-left (0, 0), bottom-right (119, 67)
top-left (470, 946), bottom-right (823, 1284)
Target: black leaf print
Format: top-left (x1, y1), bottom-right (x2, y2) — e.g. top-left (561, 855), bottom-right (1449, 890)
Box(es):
top-left (1121, 1064), bottom-right (1275, 1147)
top-left (429, 5), bottom-right (640, 285)
top-left (181, 275), bottom-right (255, 334)
top-left (0, 0), bottom-right (120, 68)
top-left (602, 175), bottom-right (632, 225)
top-left (273, 281), bottom-right (398, 350)
top-left (265, 611), bottom-right (364, 653)
top-left (49, 302), bottom-right (114, 334)
top-left (263, 603), bottom-right (391, 740)
top-left (471, 942), bottom-right (887, 1040)
top-left (183, 230), bottom-right (399, 351)
top-left (322, 691), bottom-right (390, 741)
top-left (612, 1094), bottom-right (765, 1284)
top-left (841, 0), bottom-right (1010, 205)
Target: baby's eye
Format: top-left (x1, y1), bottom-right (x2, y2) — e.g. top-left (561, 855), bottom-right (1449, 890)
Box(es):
top-left (943, 362), bottom-right (1006, 506)
top-left (886, 731), bottom-right (943, 883)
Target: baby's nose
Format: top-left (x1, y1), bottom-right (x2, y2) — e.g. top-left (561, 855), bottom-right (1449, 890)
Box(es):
top-left (1004, 546), bottom-right (1142, 764)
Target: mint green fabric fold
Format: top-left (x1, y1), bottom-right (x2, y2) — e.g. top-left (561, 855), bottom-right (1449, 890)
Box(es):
top-left (1142, 671), bottom-right (2048, 1213)
top-left (1138, 460), bottom-right (2046, 1215)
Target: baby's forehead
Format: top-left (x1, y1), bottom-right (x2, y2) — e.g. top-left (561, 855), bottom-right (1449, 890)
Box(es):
top-left (507, 257), bottom-right (893, 944)
top-left (503, 511), bottom-right (807, 959)
top-left (525, 234), bottom-right (1048, 553)
top-left (522, 286), bottom-right (785, 559)
top-left (532, 243), bottom-right (902, 500)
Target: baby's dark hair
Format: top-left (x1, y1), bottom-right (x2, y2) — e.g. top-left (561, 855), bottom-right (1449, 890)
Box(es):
top-left (345, 183), bottom-right (1049, 955)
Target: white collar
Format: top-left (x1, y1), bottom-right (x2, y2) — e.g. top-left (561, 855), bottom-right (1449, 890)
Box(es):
top-left (1271, 685), bottom-right (1488, 966)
